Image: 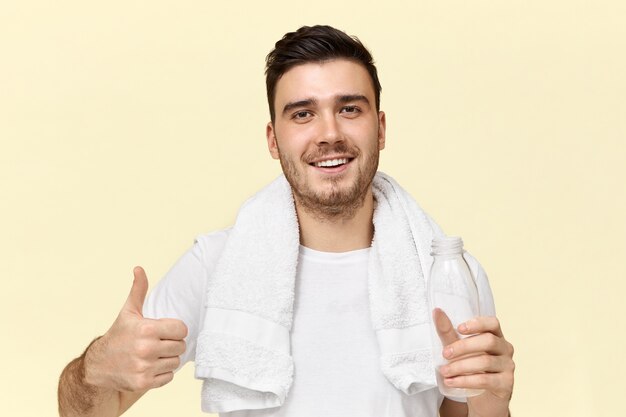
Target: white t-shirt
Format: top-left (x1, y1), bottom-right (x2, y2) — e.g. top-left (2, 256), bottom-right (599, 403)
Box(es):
top-left (144, 229), bottom-right (496, 417)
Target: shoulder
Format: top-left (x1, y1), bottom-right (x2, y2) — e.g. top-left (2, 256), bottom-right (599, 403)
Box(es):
top-left (145, 227), bottom-right (232, 310)
top-left (143, 227), bottom-right (232, 329)
top-left (191, 227), bottom-right (232, 272)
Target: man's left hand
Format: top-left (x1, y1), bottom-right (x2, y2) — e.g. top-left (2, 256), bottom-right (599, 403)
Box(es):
top-left (434, 309), bottom-right (515, 417)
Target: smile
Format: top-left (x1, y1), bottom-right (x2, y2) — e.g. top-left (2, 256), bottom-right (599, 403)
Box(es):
top-left (313, 158), bottom-right (350, 168)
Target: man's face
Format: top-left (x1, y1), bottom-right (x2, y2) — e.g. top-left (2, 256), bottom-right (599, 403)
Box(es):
top-left (266, 59), bottom-right (386, 218)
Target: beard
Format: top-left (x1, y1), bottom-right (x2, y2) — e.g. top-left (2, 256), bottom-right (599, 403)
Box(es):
top-left (276, 139), bottom-right (380, 220)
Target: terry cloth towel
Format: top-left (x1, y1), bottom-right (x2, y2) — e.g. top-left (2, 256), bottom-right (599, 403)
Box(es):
top-left (194, 172), bottom-right (445, 413)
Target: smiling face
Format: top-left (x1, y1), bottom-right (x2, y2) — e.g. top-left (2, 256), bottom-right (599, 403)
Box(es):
top-left (266, 59), bottom-right (386, 218)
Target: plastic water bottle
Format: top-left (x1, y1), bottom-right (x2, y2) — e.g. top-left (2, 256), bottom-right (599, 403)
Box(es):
top-left (428, 236), bottom-right (483, 398)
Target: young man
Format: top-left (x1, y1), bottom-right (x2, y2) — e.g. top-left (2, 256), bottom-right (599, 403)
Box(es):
top-left (59, 25), bottom-right (514, 417)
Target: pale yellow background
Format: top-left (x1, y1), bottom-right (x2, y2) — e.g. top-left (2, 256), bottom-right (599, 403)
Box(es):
top-left (1, 1), bottom-right (624, 416)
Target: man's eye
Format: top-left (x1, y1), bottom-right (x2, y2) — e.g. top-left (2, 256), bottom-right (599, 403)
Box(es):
top-left (341, 106), bottom-right (360, 114)
top-left (293, 111), bottom-right (311, 119)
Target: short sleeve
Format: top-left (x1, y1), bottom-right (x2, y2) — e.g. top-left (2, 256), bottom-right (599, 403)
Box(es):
top-left (142, 228), bottom-right (230, 369)
top-left (463, 251), bottom-right (496, 317)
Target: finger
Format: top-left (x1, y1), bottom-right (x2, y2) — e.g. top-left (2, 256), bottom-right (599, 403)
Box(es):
top-left (124, 266), bottom-right (149, 315)
top-left (151, 371), bottom-right (175, 388)
top-left (433, 308), bottom-right (459, 346)
top-left (439, 354), bottom-right (506, 378)
top-left (443, 372), bottom-right (513, 400)
top-left (445, 332), bottom-right (509, 360)
top-left (153, 356), bottom-right (181, 375)
top-left (155, 339), bottom-right (186, 358)
top-left (155, 318), bottom-right (188, 340)
top-left (458, 316), bottom-right (504, 338)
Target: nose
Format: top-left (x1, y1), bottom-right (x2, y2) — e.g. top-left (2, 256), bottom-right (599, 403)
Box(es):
top-left (316, 113), bottom-right (343, 145)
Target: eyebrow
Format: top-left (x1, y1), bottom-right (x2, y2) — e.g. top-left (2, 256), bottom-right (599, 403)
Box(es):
top-left (282, 99), bottom-right (317, 116)
top-left (336, 94), bottom-right (370, 105)
top-left (281, 94), bottom-right (370, 117)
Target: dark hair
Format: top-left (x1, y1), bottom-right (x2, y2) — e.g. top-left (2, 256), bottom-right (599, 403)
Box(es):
top-left (265, 25), bottom-right (382, 122)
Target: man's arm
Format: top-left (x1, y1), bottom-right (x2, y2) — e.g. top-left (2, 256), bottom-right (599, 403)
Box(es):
top-left (58, 267), bottom-right (187, 416)
top-left (436, 310), bottom-right (514, 417)
top-left (58, 337), bottom-right (145, 417)
top-left (439, 399), bottom-right (512, 417)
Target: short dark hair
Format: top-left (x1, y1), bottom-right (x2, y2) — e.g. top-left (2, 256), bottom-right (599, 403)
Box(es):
top-left (265, 25), bottom-right (382, 122)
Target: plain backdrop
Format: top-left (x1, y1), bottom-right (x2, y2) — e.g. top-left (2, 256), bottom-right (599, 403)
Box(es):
top-left (1, 1), bottom-right (625, 416)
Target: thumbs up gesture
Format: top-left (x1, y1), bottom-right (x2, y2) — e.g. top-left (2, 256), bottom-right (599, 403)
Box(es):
top-left (83, 267), bottom-right (188, 392)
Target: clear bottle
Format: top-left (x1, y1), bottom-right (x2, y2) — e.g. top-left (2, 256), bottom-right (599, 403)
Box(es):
top-left (428, 236), bottom-right (483, 398)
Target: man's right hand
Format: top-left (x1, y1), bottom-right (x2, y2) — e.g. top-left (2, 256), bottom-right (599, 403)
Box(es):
top-left (83, 266), bottom-right (188, 393)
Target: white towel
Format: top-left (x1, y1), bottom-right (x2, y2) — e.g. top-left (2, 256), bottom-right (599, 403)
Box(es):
top-left (195, 172), bottom-right (444, 413)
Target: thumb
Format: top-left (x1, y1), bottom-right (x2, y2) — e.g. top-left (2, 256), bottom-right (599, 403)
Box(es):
top-left (123, 266), bottom-right (149, 315)
top-left (433, 308), bottom-right (460, 346)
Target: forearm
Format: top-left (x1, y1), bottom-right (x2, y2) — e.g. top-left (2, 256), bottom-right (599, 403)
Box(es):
top-left (466, 395), bottom-right (511, 417)
top-left (58, 337), bottom-right (122, 417)
top-left (469, 409), bottom-right (511, 417)
top-left (439, 398), bottom-right (510, 417)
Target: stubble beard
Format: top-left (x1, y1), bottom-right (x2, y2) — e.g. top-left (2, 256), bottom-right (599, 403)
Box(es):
top-left (277, 140), bottom-right (380, 221)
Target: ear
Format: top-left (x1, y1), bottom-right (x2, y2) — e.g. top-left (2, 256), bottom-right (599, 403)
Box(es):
top-left (266, 122), bottom-right (280, 160)
top-left (377, 111), bottom-right (386, 150)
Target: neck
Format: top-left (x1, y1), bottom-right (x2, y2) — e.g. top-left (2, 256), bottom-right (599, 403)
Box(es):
top-left (295, 188), bottom-right (375, 253)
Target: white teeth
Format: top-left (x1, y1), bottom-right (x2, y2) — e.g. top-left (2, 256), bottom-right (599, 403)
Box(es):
top-left (315, 158), bottom-right (348, 167)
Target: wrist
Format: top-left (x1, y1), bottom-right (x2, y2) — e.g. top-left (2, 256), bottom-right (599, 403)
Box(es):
top-left (467, 391), bottom-right (511, 417)
top-left (82, 336), bottom-right (106, 388)
top-left (468, 405), bottom-right (511, 417)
